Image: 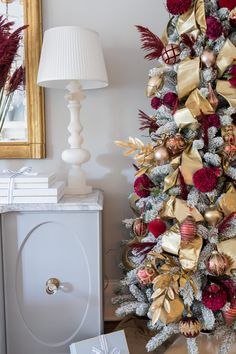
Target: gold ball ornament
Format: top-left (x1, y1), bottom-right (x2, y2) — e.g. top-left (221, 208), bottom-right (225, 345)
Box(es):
top-left (204, 205), bottom-right (223, 227)
top-left (206, 251), bottom-right (229, 276)
top-left (179, 315), bottom-right (202, 338)
top-left (201, 48), bottom-right (216, 68)
top-left (146, 76), bottom-right (163, 97)
top-left (154, 146), bottom-right (170, 165)
top-left (166, 134), bottom-right (187, 156)
top-left (161, 44), bottom-right (181, 65)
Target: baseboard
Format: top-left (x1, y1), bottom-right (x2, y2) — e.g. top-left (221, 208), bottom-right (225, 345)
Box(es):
top-left (104, 279), bottom-right (120, 322)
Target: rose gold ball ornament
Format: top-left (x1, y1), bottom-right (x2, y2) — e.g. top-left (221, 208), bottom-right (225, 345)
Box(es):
top-left (204, 205), bottom-right (223, 227)
top-left (146, 75), bottom-right (163, 97)
top-left (179, 315), bottom-right (202, 338)
top-left (166, 134), bottom-right (186, 156)
top-left (201, 48), bottom-right (216, 68)
top-left (161, 44), bottom-right (181, 65)
top-left (132, 218), bottom-right (148, 238)
top-left (208, 83), bottom-right (219, 111)
top-left (137, 264), bottom-right (157, 286)
top-left (154, 145), bottom-right (170, 165)
top-left (206, 251), bottom-right (229, 276)
top-left (180, 216), bottom-right (197, 242)
top-left (229, 8), bottom-right (236, 27)
top-left (223, 303), bottom-right (236, 326)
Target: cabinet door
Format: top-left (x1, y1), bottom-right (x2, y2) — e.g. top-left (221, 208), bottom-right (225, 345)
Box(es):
top-left (1, 211), bottom-right (102, 354)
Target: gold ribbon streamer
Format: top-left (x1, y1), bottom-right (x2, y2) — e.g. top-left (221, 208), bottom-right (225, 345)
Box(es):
top-left (218, 184), bottom-right (236, 216)
top-left (179, 236), bottom-right (203, 271)
top-left (216, 80), bottom-right (236, 109)
top-left (174, 108), bottom-right (199, 129)
top-left (162, 224), bottom-right (181, 255)
top-left (176, 0), bottom-right (206, 39)
top-left (177, 58), bottom-right (200, 99)
top-left (185, 89), bottom-right (215, 117)
top-left (216, 39), bottom-right (236, 78)
top-left (217, 238), bottom-right (236, 275)
top-left (129, 193), bottom-right (140, 216)
top-left (161, 196), bottom-right (204, 223)
top-left (164, 144), bottom-right (203, 191)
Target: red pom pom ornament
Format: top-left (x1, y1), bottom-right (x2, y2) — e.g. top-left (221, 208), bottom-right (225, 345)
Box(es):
top-left (193, 167), bottom-right (218, 193)
top-left (202, 284), bottom-right (227, 311)
top-left (206, 16), bottom-right (223, 40)
top-left (151, 97), bottom-right (162, 110)
top-left (148, 218), bottom-right (167, 238)
top-left (166, 0), bottom-right (192, 15)
top-left (219, 0), bottom-right (236, 11)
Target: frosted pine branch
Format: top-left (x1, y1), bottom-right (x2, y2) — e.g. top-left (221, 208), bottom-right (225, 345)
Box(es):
top-left (129, 284), bottom-right (147, 302)
top-left (187, 338), bottom-right (199, 354)
top-left (201, 305), bottom-right (215, 330)
top-left (146, 324), bottom-right (180, 352)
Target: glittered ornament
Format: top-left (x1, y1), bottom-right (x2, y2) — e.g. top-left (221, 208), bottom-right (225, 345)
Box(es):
top-left (154, 146), bottom-right (170, 165)
top-left (166, 134), bottom-right (186, 156)
top-left (161, 44), bottom-right (181, 65)
top-left (204, 205), bottom-right (223, 227)
top-left (201, 48), bottom-right (216, 68)
top-left (202, 284), bottom-right (227, 311)
top-left (223, 303), bottom-right (236, 326)
top-left (146, 76), bottom-right (163, 97)
top-left (148, 218), bottom-right (167, 238)
top-left (137, 265), bottom-right (157, 285)
top-left (206, 251), bottom-right (229, 276)
top-left (180, 216), bottom-right (197, 242)
top-left (166, 0), bottom-right (192, 15)
top-left (132, 219), bottom-right (148, 238)
top-left (179, 315), bottom-right (202, 338)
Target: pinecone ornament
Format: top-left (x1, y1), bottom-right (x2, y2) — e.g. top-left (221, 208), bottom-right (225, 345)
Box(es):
top-left (166, 134), bottom-right (186, 156)
top-left (180, 216), bottom-right (197, 242)
top-left (179, 315), bottom-right (202, 338)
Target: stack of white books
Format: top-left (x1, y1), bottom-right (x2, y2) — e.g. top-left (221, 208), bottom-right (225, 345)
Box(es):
top-left (0, 172), bottom-right (65, 204)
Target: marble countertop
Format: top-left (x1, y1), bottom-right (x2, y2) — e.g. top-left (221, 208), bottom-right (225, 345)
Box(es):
top-left (0, 189), bottom-right (104, 213)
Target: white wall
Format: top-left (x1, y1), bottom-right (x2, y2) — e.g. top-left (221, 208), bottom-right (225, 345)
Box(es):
top-left (0, 0), bottom-right (168, 280)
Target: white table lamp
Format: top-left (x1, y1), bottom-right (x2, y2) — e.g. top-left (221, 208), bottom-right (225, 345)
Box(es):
top-left (37, 26), bottom-right (108, 195)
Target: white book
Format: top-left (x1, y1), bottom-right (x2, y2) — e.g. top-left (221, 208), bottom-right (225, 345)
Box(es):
top-left (0, 181), bottom-right (65, 197)
top-left (0, 177), bottom-right (57, 190)
top-left (0, 191), bottom-right (64, 204)
top-left (0, 172), bottom-right (56, 184)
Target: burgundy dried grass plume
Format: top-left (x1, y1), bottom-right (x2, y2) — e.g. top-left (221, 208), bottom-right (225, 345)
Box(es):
top-left (218, 212), bottom-right (236, 233)
top-left (8, 65), bottom-right (25, 94)
top-left (138, 110), bottom-right (158, 132)
top-left (135, 25), bottom-right (164, 60)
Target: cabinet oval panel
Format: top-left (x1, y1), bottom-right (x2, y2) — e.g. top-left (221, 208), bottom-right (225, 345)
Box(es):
top-left (15, 221), bottom-right (91, 346)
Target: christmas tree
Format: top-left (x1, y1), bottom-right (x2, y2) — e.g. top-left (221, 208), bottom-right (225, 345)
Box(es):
top-left (115, 0), bottom-right (236, 353)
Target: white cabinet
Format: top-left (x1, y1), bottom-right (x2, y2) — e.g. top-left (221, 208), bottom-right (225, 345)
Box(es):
top-left (0, 190), bottom-right (103, 354)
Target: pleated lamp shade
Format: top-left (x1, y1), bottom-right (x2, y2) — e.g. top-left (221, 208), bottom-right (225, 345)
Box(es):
top-left (37, 26), bottom-right (108, 90)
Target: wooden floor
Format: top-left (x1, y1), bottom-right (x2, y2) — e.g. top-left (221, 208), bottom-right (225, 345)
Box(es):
top-left (104, 321), bottom-right (119, 334)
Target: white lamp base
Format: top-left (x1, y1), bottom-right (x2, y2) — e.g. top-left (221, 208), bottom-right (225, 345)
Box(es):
top-left (62, 81), bottom-right (92, 195)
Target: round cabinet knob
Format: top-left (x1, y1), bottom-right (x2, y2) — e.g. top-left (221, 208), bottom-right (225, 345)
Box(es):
top-left (46, 278), bottom-right (60, 295)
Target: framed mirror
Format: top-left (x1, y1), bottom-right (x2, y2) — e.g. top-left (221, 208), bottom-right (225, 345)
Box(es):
top-left (0, 0), bottom-right (45, 159)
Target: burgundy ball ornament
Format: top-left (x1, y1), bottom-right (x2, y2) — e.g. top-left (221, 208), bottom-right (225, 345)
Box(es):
top-left (223, 303), bottom-right (236, 326)
top-left (202, 283), bottom-right (227, 311)
top-left (180, 216), bottom-right (197, 242)
top-left (179, 315), bottom-right (202, 338)
top-left (137, 265), bottom-right (157, 285)
top-left (148, 218), bottom-right (167, 238)
top-left (132, 219), bottom-right (148, 238)
top-left (206, 251), bottom-right (229, 276)
top-left (162, 44), bottom-right (181, 65)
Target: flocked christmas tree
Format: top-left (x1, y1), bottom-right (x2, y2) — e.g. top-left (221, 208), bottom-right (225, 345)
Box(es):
top-left (115, 0), bottom-right (236, 353)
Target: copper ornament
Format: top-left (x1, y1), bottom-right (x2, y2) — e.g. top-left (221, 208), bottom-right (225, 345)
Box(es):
top-left (146, 76), bottom-right (163, 97)
top-left (208, 83), bottom-right (219, 111)
top-left (201, 48), bottom-right (216, 68)
top-left (166, 134), bottom-right (186, 156)
top-left (223, 303), bottom-right (236, 326)
top-left (137, 265), bottom-right (157, 285)
top-left (180, 216), bottom-right (197, 242)
top-left (204, 205), bottom-right (223, 227)
top-left (206, 251), bottom-right (229, 276)
top-left (179, 316), bottom-right (201, 338)
top-left (132, 218), bottom-right (148, 238)
top-left (154, 146), bottom-right (170, 165)
top-left (162, 44), bottom-right (181, 65)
